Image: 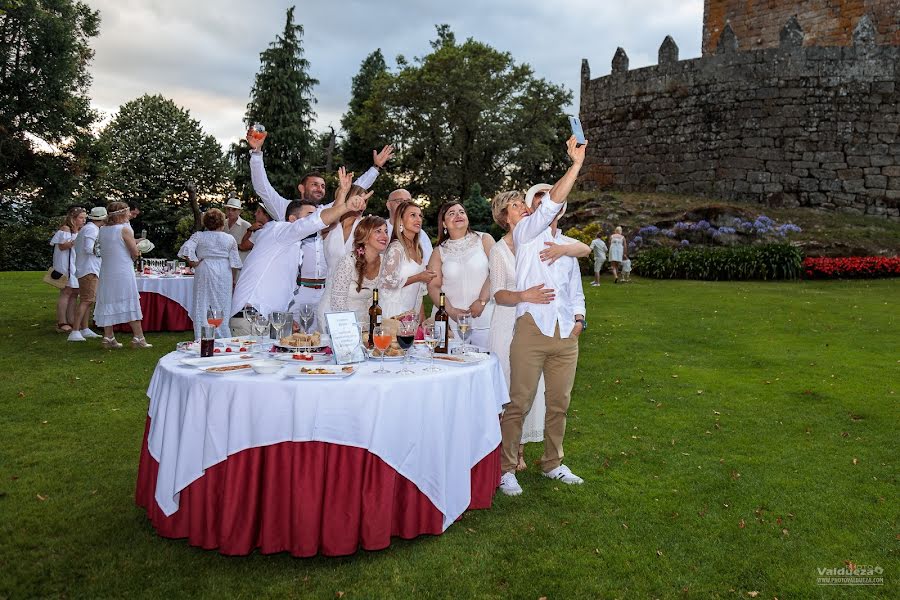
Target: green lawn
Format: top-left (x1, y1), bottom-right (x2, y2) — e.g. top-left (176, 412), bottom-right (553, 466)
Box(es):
top-left (0, 272), bottom-right (896, 599)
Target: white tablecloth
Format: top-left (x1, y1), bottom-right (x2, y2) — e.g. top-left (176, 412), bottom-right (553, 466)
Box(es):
top-left (135, 276), bottom-right (194, 312)
top-left (146, 352), bottom-right (508, 530)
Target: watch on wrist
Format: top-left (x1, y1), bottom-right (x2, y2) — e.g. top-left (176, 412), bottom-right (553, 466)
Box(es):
top-left (575, 317), bottom-right (586, 331)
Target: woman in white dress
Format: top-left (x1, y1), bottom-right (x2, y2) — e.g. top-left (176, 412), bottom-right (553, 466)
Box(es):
top-left (317, 216), bottom-right (389, 329)
top-left (178, 208), bottom-right (242, 339)
top-left (608, 226), bottom-right (627, 283)
top-left (488, 191), bottom-right (591, 470)
top-left (380, 202), bottom-right (436, 320)
top-left (49, 207), bottom-right (86, 333)
top-left (94, 201), bottom-right (150, 349)
top-left (322, 183), bottom-right (368, 276)
top-left (426, 201), bottom-right (495, 349)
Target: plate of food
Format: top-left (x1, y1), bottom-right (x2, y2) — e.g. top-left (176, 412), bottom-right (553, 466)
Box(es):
top-left (424, 352), bottom-right (490, 366)
top-left (199, 362), bottom-right (255, 375)
top-left (274, 331), bottom-right (329, 351)
top-left (284, 365), bottom-right (356, 379)
top-left (181, 354), bottom-right (256, 367)
top-left (273, 352), bottom-right (332, 363)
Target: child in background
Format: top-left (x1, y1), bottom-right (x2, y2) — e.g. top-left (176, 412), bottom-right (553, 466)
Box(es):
top-left (621, 258), bottom-right (632, 283)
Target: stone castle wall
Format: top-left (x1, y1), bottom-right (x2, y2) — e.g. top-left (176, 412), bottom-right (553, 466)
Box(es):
top-left (703, 0), bottom-right (900, 54)
top-left (579, 16), bottom-right (900, 218)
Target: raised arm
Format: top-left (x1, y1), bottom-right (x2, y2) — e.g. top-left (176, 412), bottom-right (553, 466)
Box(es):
top-left (247, 130), bottom-right (290, 221)
top-left (353, 145), bottom-right (395, 190)
top-left (547, 136), bottom-right (586, 206)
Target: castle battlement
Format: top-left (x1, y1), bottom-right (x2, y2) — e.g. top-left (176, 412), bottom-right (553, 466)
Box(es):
top-left (579, 14), bottom-right (900, 219)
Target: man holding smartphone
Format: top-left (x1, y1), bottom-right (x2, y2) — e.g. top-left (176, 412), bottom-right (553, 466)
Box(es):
top-left (499, 135), bottom-right (588, 496)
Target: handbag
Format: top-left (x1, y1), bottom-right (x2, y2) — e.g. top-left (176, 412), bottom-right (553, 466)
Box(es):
top-left (43, 267), bottom-right (67, 290)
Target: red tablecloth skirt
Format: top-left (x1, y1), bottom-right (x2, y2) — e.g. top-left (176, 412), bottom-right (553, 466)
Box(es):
top-left (135, 417), bottom-right (500, 557)
top-left (114, 292), bottom-right (193, 333)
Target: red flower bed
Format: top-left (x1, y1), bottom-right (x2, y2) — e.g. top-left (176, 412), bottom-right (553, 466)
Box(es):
top-left (803, 256), bottom-right (900, 279)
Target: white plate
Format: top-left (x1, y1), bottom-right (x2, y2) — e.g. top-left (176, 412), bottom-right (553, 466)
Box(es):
top-left (273, 353), bottom-right (333, 364)
top-left (199, 362), bottom-right (256, 375)
top-left (180, 354), bottom-right (256, 367)
top-left (283, 366), bottom-right (357, 380)
top-left (421, 352), bottom-right (489, 366)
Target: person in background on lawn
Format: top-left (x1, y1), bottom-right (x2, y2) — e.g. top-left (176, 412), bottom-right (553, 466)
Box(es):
top-left (94, 202), bottom-right (150, 349)
top-left (589, 231), bottom-right (607, 286)
top-left (621, 257), bottom-right (632, 283)
top-left (50, 206), bottom-right (85, 334)
top-left (498, 135), bottom-right (588, 496)
top-left (608, 226), bottom-right (627, 283)
top-left (224, 196), bottom-right (251, 269)
top-left (68, 207), bottom-right (107, 342)
top-left (178, 208), bottom-right (242, 340)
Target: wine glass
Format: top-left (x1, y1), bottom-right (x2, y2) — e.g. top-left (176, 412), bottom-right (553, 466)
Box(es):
top-left (252, 313), bottom-right (270, 346)
top-left (206, 308), bottom-right (224, 338)
top-left (298, 304), bottom-right (314, 334)
top-left (371, 325), bottom-right (392, 374)
top-left (270, 311), bottom-right (287, 341)
top-left (396, 319), bottom-right (418, 375)
top-left (457, 312), bottom-right (473, 353)
top-left (422, 324), bottom-right (443, 373)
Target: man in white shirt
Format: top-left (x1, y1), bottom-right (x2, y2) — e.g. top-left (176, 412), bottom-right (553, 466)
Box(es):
top-left (589, 232), bottom-right (608, 286)
top-left (246, 129), bottom-right (393, 330)
top-left (223, 196), bottom-right (252, 268)
top-left (230, 193), bottom-right (369, 322)
top-left (68, 207), bottom-right (107, 342)
top-left (499, 136), bottom-right (588, 496)
top-left (385, 188), bottom-right (433, 264)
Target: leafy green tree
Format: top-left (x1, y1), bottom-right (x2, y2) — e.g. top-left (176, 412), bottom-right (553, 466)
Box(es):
top-left (358, 25), bottom-right (573, 221)
top-left (340, 49), bottom-right (389, 171)
top-left (0, 0), bottom-right (100, 212)
top-left (230, 6), bottom-right (318, 202)
top-left (463, 183), bottom-right (493, 235)
top-left (95, 94), bottom-right (232, 256)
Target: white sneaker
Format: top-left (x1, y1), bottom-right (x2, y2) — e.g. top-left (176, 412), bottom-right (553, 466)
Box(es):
top-left (499, 472), bottom-right (523, 496)
top-left (80, 328), bottom-right (101, 339)
top-left (67, 330), bottom-right (86, 342)
top-left (590, 282), bottom-right (600, 287)
top-left (542, 464), bottom-right (584, 485)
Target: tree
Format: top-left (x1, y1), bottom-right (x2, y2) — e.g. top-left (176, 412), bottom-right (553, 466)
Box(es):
top-left (463, 183), bottom-right (493, 235)
top-left (357, 25), bottom-right (573, 222)
top-left (340, 49), bottom-right (389, 172)
top-left (0, 0), bottom-right (100, 212)
top-left (95, 94), bottom-right (232, 256)
top-left (230, 6), bottom-right (318, 202)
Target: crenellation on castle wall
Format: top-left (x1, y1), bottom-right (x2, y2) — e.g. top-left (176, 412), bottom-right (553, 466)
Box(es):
top-left (579, 14), bottom-right (900, 218)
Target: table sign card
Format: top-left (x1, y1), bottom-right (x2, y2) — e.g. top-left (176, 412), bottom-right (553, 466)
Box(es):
top-left (325, 311), bottom-right (366, 365)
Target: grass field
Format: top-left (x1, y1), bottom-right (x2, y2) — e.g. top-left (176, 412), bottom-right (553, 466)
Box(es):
top-left (0, 272), bottom-right (897, 599)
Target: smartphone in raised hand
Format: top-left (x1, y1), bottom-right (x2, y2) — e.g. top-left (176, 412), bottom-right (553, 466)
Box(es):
top-left (568, 116), bottom-right (586, 147)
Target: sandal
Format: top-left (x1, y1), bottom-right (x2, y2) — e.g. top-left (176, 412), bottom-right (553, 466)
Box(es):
top-left (131, 336), bottom-right (153, 349)
top-left (56, 323), bottom-right (73, 333)
top-left (102, 337), bottom-right (123, 349)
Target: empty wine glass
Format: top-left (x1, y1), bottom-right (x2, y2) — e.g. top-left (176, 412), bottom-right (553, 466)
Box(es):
top-left (422, 324), bottom-right (443, 372)
top-left (252, 313), bottom-right (269, 345)
top-left (270, 311), bottom-right (287, 340)
top-left (298, 304), bottom-right (314, 334)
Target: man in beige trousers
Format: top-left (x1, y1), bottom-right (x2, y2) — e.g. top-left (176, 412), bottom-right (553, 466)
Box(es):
top-left (499, 136), bottom-right (587, 496)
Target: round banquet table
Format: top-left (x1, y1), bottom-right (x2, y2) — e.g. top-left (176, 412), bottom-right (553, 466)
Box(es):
top-left (114, 275), bottom-right (193, 333)
top-left (135, 351), bottom-right (508, 557)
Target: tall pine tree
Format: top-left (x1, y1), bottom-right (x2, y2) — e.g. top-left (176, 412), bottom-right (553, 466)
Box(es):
top-left (340, 49), bottom-right (388, 172)
top-left (230, 6), bottom-right (318, 202)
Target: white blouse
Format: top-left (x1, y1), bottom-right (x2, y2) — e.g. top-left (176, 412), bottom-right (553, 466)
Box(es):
top-left (379, 240), bottom-right (426, 319)
top-left (317, 252), bottom-right (382, 328)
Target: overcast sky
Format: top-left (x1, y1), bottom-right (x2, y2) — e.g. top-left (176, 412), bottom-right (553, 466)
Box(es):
top-left (86, 0), bottom-right (703, 150)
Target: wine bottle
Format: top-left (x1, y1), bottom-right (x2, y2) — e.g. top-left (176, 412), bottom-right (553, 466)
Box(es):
top-left (368, 288), bottom-right (382, 347)
top-left (434, 292), bottom-right (450, 353)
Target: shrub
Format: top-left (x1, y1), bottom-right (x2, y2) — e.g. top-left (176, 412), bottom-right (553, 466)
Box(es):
top-left (803, 256), bottom-right (900, 279)
top-left (0, 223), bottom-right (59, 271)
top-left (633, 244), bottom-right (803, 281)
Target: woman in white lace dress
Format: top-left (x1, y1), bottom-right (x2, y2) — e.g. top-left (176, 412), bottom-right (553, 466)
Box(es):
top-left (426, 201), bottom-right (495, 349)
top-left (178, 208), bottom-right (242, 339)
top-left (488, 191), bottom-right (591, 470)
top-left (317, 216), bottom-right (389, 328)
top-left (49, 207), bottom-right (85, 333)
top-left (380, 202), bottom-right (436, 320)
top-left (94, 202), bottom-right (151, 349)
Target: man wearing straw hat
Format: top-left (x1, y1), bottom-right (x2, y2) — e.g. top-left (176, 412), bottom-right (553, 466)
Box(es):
top-left (68, 207), bottom-right (107, 342)
top-left (223, 195), bottom-right (252, 268)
